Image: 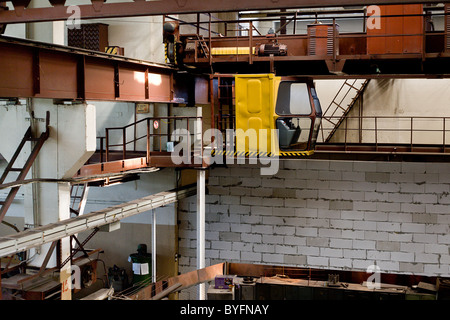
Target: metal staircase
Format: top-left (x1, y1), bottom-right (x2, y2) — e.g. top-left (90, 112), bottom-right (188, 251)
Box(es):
top-left (0, 112), bottom-right (50, 223)
top-left (321, 79), bottom-right (370, 143)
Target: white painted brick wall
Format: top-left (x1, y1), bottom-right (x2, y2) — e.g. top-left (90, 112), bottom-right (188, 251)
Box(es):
top-left (178, 159), bottom-right (450, 278)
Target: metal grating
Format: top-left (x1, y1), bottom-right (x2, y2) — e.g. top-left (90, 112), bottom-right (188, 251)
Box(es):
top-left (68, 23), bottom-right (109, 52)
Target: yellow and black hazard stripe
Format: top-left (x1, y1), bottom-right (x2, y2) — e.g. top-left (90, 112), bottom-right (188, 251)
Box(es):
top-left (164, 42), bottom-right (177, 65)
top-left (211, 149), bottom-right (314, 157)
top-left (279, 150), bottom-right (315, 157)
top-left (164, 42), bottom-right (169, 64)
top-left (211, 150), bottom-right (273, 157)
top-left (105, 46), bottom-right (120, 55)
top-left (173, 42), bottom-right (177, 65)
top-left (212, 150), bottom-right (312, 157)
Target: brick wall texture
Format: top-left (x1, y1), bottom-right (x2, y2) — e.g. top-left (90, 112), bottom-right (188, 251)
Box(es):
top-left (178, 159), bottom-right (450, 279)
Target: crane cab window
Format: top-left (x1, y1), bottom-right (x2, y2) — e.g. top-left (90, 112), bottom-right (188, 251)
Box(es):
top-left (275, 81), bottom-right (320, 151)
top-left (276, 82), bottom-right (312, 116)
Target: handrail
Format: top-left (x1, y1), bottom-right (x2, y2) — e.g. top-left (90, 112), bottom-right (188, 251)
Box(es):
top-left (174, 7), bottom-right (447, 64)
top-left (102, 116), bottom-right (203, 165)
top-left (319, 116), bottom-right (450, 153)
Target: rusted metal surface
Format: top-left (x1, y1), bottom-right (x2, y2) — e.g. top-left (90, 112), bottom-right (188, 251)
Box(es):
top-left (75, 157), bottom-right (148, 178)
top-left (75, 116), bottom-right (206, 178)
top-left (367, 5), bottom-right (424, 55)
top-left (0, 36), bottom-right (210, 104)
top-left (1, 0), bottom-right (445, 24)
top-left (1, 3), bottom-right (450, 75)
top-left (175, 7), bottom-right (450, 76)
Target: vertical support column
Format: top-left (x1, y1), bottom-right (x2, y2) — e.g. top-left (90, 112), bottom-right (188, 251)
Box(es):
top-left (60, 239), bottom-right (72, 300)
top-left (249, 21), bottom-right (253, 65)
top-left (197, 169), bottom-right (206, 300)
top-left (152, 209), bottom-right (157, 283)
top-left (52, 21), bottom-right (65, 45)
top-left (208, 13), bottom-right (212, 66)
top-left (58, 182), bottom-right (72, 300)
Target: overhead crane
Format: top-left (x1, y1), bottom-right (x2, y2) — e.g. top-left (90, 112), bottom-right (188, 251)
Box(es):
top-left (162, 3), bottom-right (450, 160)
top-left (1, 2), bottom-right (450, 170)
top-left (0, 2), bottom-right (449, 230)
top-left (1, 0), bottom-right (450, 300)
top-left (166, 4), bottom-right (450, 76)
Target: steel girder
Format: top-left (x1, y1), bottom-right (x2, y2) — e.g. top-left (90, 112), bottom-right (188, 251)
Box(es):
top-left (1, 0), bottom-right (448, 24)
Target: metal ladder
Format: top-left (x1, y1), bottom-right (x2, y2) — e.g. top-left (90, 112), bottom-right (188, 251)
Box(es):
top-left (197, 34), bottom-right (210, 58)
top-left (321, 79), bottom-right (370, 143)
top-left (0, 111), bottom-right (50, 223)
top-left (215, 75), bottom-right (235, 133)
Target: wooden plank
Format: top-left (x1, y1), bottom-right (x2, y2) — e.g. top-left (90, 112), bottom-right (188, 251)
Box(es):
top-left (417, 281), bottom-right (437, 292)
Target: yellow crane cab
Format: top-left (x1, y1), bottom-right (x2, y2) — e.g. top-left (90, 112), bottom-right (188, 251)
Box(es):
top-left (235, 74), bottom-right (322, 157)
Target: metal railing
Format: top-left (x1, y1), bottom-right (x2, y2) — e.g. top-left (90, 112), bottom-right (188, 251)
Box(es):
top-left (319, 116), bottom-right (450, 153)
top-left (95, 116), bottom-right (203, 164)
top-left (168, 7), bottom-right (449, 64)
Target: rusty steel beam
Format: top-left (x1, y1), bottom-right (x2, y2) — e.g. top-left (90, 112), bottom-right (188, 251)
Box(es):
top-left (1, 0), bottom-right (449, 24)
top-left (0, 36), bottom-right (210, 103)
top-left (0, 35), bottom-right (181, 103)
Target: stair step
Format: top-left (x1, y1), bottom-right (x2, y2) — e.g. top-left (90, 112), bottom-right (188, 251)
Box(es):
top-left (9, 168), bottom-right (23, 172)
top-left (344, 83), bottom-right (360, 91)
